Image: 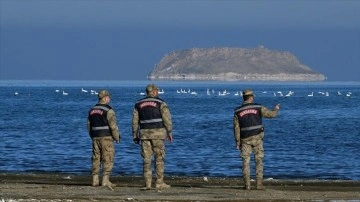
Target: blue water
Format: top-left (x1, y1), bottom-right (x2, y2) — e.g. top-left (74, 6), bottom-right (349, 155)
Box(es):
top-left (0, 80), bottom-right (359, 180)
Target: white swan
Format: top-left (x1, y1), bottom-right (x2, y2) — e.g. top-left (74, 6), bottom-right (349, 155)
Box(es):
top-left (285, 91), bottom-right (294, 97)
top-left (62, 91), bottom-right (68, 95)
top-left (180, 89), bottom-right (187, 93)
top-left (206, 89), bottom-right (211, 95)
top-left (307, 92), bottom-right (314, 97)
top-left (218, 91), bottom-right (227, 96)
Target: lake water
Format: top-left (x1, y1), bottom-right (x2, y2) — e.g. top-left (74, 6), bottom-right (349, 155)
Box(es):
top-left (0, 80), bottom-right (359, 180)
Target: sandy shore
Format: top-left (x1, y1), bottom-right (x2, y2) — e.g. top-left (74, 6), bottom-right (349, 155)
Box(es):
top-left (1, 173), bottom-right (360, 202)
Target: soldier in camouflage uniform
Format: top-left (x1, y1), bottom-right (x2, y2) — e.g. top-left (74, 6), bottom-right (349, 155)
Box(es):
top-left (132, 84), bottom-right (173, 190)
top-left (87, 90), bottom-right (120, 188)
top-left (233, 89), bottom-right (280, 190)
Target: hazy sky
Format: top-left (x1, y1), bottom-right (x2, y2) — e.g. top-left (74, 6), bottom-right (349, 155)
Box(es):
top-left (1, 0), bottom-right (359, 81)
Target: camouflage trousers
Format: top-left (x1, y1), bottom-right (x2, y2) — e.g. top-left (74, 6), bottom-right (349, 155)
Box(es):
top-left (92, 136), bottom-right (115, 176)
top-left (240, 132), bottom-right (264, 183)
top-left (141, 139), bottom-right (166, 185)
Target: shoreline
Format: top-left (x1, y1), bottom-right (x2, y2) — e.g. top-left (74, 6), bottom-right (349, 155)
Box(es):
top-left (1, 173), bottom-right (360, 201)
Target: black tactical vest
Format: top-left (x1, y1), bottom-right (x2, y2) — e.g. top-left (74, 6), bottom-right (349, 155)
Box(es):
top-left (88, 103), bottom-right (112, 138)
top-left (234, 103), bottom-right (263, 139)
top-left (135, 97), bottom-right (164, 129)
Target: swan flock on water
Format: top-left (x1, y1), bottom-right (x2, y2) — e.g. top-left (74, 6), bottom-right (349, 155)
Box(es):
top-left (13, 88), bottom-right (353, 98)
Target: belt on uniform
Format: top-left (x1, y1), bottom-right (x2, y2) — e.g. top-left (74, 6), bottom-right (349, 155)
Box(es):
top-left (91, 126), bottom-right (110, 130)
top-left (240, 125), bottom-right (263, 131)
top-left (140, 118), bottom-right (163, 124)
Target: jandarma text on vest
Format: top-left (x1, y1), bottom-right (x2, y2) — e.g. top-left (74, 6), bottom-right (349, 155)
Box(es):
top-left (140, 101), bottom-right (157, 108)
top-left (90, 109), bottom-right (104, 115)
top-left (239, 109), bottom-right (258, 117)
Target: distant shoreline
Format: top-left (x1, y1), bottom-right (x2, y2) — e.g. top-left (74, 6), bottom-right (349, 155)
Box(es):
top-left (1, 80), bottom-right (360, 87)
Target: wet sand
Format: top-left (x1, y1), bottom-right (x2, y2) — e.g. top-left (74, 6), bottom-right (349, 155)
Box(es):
top-left (1, 173), bottom-right (360, 201)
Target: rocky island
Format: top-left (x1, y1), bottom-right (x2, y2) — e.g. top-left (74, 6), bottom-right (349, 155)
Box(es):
top-left (148, 46), bottom-right (326, 81)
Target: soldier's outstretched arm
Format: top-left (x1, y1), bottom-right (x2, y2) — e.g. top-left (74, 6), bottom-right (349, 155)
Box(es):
top-left (261, 104), bottom-right (280, 118)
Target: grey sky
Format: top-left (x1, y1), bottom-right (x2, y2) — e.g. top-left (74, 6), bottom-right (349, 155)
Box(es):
top-left (2, 1), bottom-right (359, 29)
top-left (1, 0), bottom-right (360, 81)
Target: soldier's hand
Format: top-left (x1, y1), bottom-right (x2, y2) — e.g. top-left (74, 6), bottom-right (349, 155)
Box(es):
top-left (275, 104), bottom-right (280, 110)
top-left (167, 134), bottom-right (173, 143)
top-left (133, 137), bottom-right (140, 144)
top-left (115, 139), bottom-right (120, 144)
top-left (236, 145), bottom-right (241, 150)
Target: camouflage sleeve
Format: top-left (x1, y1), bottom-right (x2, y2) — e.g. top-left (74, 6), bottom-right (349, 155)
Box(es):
top-left (131, 108), bottom-right (140, 139)
top-left (233, 115), bottom-right (241, 146)
top-left (87, 118), bottom-right (91, 137)
top-left (107, 109), bottom-right (120, 141)
top-left (160, 102), bottom-right (173, 134)
top-left (261, 105), bottom-right (279, 118)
